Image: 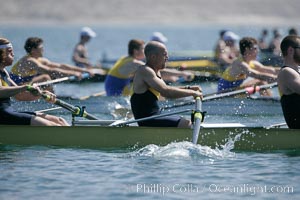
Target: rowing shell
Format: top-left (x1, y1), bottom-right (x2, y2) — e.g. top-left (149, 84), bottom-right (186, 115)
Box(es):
top-left (0, 123), bottom-right (298, 152)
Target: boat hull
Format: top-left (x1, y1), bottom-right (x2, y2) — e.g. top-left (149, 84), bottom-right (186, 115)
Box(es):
top-left (0, 125), bottom-right (299, 152)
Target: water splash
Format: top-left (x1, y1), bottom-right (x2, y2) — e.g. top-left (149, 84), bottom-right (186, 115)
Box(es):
top-left (131, 141), bottom-right (237, 160)
top-left (128, 129), bottom-right (257, 161)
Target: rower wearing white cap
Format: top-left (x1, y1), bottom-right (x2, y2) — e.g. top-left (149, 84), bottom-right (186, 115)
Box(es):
top-left (215, 30), bottom-right (240, 69)
top-left (150, 32), bottom-right (168, 44)
top-left (72, 27), bottom-right (97, 68)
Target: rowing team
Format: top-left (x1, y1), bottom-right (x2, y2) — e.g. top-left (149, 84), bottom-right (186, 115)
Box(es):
top-left (1, 35), bottom-right (300, 129)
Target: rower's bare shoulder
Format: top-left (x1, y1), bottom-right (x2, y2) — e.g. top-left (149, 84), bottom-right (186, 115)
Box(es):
top-left (137, 65), bottom-right (150, 73)
top-left (278, 68), bottom-right (298, 83)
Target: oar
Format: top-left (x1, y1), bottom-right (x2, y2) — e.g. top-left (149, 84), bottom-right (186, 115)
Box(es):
top-left (203, 82), bottom-right (278, 101)
top-left (27, 86), bottom-right (98, 120)
top-left (35, 73), bottom-right (90, 87)
top-left (192, 97), bottom-right (203, 144)
top-left (35, 107), bottom-right (62, 113)
top-left (109, 109), bottom-right (193, 127)
top-left (265, 122), bottom-right (287, 129)
top-left (163, 82), bottom-right (278, 109)
top-left (77, 91), bottom-right (106, 100)
top-left (43, 95), bottom-right (99, 120)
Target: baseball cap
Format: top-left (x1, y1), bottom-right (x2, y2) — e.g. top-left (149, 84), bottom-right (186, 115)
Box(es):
top-left (223, 31), bottom-right (240, 41)
top-left (150, 32), bottom-right (168, 44)
top-left (80, 27), bottom-right (97, 38)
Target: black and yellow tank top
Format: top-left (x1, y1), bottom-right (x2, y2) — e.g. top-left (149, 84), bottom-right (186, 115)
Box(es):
top-left (280, 66), bottom-right (300, 128)
top-left (130, 88), bottom-right (161, 119)
top-left (0, 71), bottom-right (12, 109)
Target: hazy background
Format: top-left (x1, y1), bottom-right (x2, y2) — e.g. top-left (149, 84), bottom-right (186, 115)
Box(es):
top-left (1, 0), bottom-right (300, 26)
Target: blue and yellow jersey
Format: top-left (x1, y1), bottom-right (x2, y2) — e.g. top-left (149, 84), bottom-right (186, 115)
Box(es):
top-left (10, 57), bottom-right (40, 84)
top-left (221, 59), bottom-right (256, 81)
top-left (107, 56), bottom-right (134, 79)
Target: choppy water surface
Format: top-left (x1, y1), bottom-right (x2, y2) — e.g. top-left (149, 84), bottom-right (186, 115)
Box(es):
top-left (0, 142), bottom-right (299, 200)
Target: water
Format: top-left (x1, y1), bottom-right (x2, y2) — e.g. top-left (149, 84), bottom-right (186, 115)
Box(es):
top-left (0, 25), bottom-right (298, 199)
top-left (0, 144), bottom-right (299, 200)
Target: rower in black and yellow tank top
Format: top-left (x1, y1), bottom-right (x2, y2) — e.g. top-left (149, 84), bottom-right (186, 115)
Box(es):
top-left (279, 66), bottom-right (300, 129)
top-left (130, 87), bottom-right (181, 127)
top-left (0, 70), bottom-right (36, 125)
top-left (0, 70), bottom-right (11, 109)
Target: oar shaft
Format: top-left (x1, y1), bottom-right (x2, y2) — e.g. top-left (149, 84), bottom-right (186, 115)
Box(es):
top-left (204, 82), bottom-right (278, 101)
top-left (112, 109), bottom-right (193, 126)
top-left (35, 107), bottom-right (62, 113)
top-left (36, 77), bottom-right (72, 87)
top-left (54, 99), bottom-right (99, 120)
top-left (35, 73), bottom-right (90, 87)
top-left (40, 93), bottom-right (98, 120)
top-left (162, 82), bottom-right (278, 109)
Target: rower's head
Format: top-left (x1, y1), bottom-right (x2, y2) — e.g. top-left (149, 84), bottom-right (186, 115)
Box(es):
top-left (144, 41), bottom-right (169, 70)
top-left (24, 37), bottom-right (44, 57)
top-left (128, 39), bottom-right (145, 60)
top-left (239, 37), bottom-right (259, 58)
top-left (80, 27), bottom-right (96, 42)
top-left (280, 35), bottom-right (300, 64)
top-left (0, 38), bottom-right (14, 67)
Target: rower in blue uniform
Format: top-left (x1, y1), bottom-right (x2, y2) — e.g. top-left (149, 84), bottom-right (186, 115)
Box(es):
top-left (105, 39), bottom-right (145, 96)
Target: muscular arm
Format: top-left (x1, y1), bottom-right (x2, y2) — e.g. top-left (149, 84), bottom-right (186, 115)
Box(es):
top-left (252, 61), bottom-right (279, 75)
top-left (35, 58), bottom-right (82, 78)
top-left (136, 66), bottom-right (201, 99)
top-left (0, 85), bottom-right (27, 99)
top-left (231, 60), bottom-right (277, 82)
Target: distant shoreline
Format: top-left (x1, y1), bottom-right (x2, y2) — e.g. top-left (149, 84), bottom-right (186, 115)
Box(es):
top-left (1, 0), bottom-right (300, 27)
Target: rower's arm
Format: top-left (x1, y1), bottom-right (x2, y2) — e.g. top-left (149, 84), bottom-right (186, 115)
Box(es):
top-left (35, 58), bottom-right (82, 78)
top-left (142, 67), bottom-right (201, 99)
top-left (0, 84), bottom-right (27, 99)
top-left (239, 61), bottom-right (277, 82)
top-left (253, 61), bottom-right (279, 75)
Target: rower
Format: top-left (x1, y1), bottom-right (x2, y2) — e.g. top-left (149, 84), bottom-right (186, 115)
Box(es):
top-left (10, 37), bottom-right (94, 100)
top-left (0, 37), bottom-right (69, 126)
top-left (104, 39), bottom-right (145, 96)
top-left (130, 41), bottom-right (202, 128)
top-left (217, 37), bottom-right (278, 96)
top-left (277, 35), bottom-right (300, 129)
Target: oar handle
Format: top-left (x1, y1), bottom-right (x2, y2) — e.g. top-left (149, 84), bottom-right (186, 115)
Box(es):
top-left (67, 72), bottom-right (90, 81)
top-left (81, 72), bottom-right (90, 79)
top-left (192, 97), bottom-right (203, 144)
